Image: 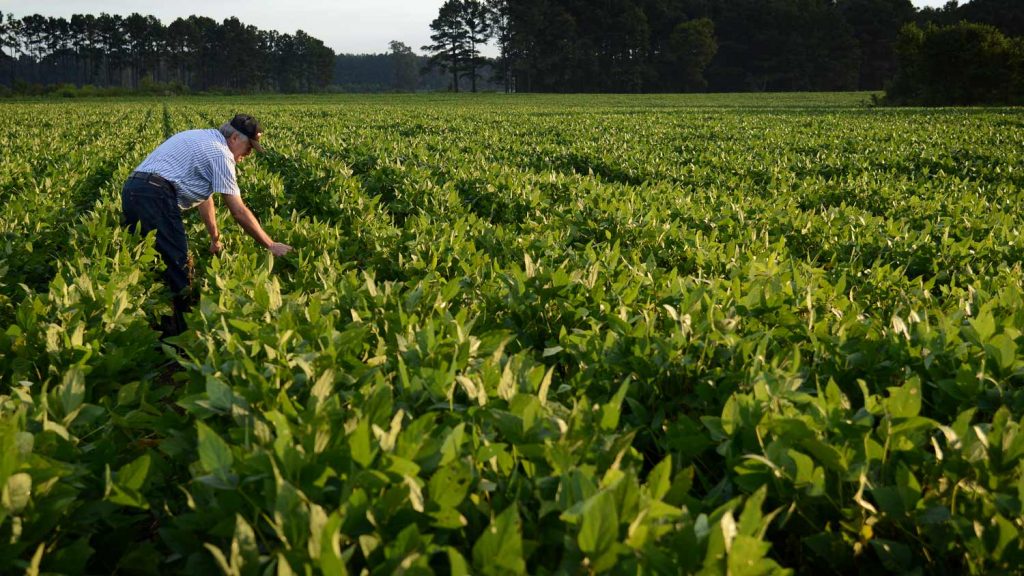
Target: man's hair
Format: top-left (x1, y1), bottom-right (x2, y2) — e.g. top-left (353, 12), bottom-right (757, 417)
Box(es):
top-left (219, 122), bottom-right (249, 142)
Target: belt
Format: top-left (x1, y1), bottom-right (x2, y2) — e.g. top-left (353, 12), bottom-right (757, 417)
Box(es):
top-left (129, 171), bottom-right (176, 193)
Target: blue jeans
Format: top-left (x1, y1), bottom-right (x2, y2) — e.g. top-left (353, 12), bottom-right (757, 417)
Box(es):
top-left (121, 174), bottom-right (191, 335)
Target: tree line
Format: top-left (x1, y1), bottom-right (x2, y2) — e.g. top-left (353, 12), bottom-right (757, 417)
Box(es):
top-left (333, 41), bottom-right (502, 93)
top-left (0, 13), bottom-right (335, 94)
top-left (3, 2), bottom-right (1021, 101)
top-left (422, 0), bottom-right (1023, 96)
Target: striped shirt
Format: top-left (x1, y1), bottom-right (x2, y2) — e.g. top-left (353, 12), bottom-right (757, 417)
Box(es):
top-left (135, 129), bottom-right (241, 210)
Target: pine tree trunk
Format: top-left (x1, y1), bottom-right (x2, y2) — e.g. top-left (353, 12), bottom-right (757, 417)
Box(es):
top-left (504, 57), bottom-right (510, 93)
top-left (4, 46), bottom-right (12, 87)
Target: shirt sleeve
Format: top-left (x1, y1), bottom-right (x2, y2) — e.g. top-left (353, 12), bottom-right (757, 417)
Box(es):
top-left (209, 151), bottom-right (241, 196)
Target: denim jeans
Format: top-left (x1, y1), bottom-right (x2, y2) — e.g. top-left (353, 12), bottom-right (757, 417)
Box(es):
top-left (121, 175), bottom-right (191, 335)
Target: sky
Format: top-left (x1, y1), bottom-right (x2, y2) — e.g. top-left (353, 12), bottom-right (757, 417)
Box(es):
top-left (1, 0), bottom-right (955, 57)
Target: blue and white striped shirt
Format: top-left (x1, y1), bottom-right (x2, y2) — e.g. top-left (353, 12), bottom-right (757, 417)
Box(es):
top-left (135, 129), bottom-right (241, 210)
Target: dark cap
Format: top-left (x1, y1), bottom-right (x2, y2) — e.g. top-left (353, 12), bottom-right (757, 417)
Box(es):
top-left (229, 113), bottom-right (263, 152)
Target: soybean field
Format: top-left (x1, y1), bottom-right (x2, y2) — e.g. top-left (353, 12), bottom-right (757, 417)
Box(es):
top-left (1, 93), bottom-right (1023, 575)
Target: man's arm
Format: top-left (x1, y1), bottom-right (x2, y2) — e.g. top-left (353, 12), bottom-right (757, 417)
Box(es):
top-left (221, 194), bottom-right (293, 256)
top-left (197, 196), bottom-right (222, 254)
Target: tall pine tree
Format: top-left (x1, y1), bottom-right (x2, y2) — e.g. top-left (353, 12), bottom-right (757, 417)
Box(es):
top-left (423, 0), bottom-right (467, 92)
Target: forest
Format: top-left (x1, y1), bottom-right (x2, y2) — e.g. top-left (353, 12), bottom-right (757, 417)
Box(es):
top-left (474, 0), bottom-right (1023, 94)
top-left (0, 13), bottom-right (335, 94)
top-left (1, 0), bottom-right (1022, 101)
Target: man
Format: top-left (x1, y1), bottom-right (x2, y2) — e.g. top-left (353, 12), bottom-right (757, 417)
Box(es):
top-left (121, 113), bottom-right (292, 336)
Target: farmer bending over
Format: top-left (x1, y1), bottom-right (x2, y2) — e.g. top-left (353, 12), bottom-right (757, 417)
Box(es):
top-left (121, 113), bottom-right (292, 336)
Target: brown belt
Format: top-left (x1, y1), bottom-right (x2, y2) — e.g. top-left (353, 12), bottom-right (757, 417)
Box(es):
top-left (129, 171), bottom-right (176, 194)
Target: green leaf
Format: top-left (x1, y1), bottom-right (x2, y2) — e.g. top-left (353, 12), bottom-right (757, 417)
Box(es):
top-left (439, 423), bottom-right (466, 467)
top-left (886, 378), bottom-right (921, 419)
top-left (985, 333), bottom-right (1017, 372)
top-left (472, 506), bottom-right (525, 575)
top-left (768, 418), bottom-right (813, 441)
top-left (969, 310), bottom-right (996, 343)
top-left (646, 455), bottom-right (672, 501)
top-left (60, 365), bottom-right (86, 419)
top-left (720, 395), bottom-right (740, 436)
top-left (204, 544), bottom-right (231, 576)
top-left (197, 421), bottom-right (233, 479)
top-left (275, 552), bottom-right (296, 576)
top-left (871, 486), bottom-right (905, 516)
top-left (737, 486), bottom-right (767, 537)
top-left (384, 455), bottom-right (420, 477)
top-left (107, 455), bottom-right (151, 510)
top-left (2, 472), bottom-right (31, 514)
top-left (985, 514), bottom-right (1018, 559)
top-left (318, 511), bottom-right (347, 576)
top-left (895, 462), bottom-right (921, 510)
top-left (117, 453), bottom-right (152, 492)
top-left (429, 506), bottom-right (469, 529)
top-left (349, 418), bottom-right (374, 468)
top-left (234, 514), bottom-right (261, 576)
top-left (25, 542), bottom-right (45, 576)
top-left (447, 547), bottom-right (470, 576)
top-left (600, 380), bottom-right (630, 431)
top-left (206, 375), bottom-right (234, 412)
top-left (579, 491), bottom-right (619, 558)
top-left (429, 460), bottom-right (473, 508)
top-left (916, 506), bottom-right (950, 525)
top-left (728, 535), bottom-right (780, 576)
top-left (542, 346), bottom-right (563, 357)
top-left (799, 437), bottom-right (847, 474)
top-left (228, 318), bottom-right (260, 333)
top-left (275, 478), bottom-right (310, 550)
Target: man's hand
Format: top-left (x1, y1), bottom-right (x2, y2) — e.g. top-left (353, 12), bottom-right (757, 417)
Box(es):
top-left (268, 242), bottom-right (293, 257)
top-left (209, 238), bottom-right (223, 255)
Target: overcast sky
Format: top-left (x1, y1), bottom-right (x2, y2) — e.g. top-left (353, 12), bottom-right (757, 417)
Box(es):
top-left (1, 0), bottom-right (955, 56)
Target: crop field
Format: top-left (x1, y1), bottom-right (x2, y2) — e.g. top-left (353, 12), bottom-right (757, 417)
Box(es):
top-left (1, 93), bottom-right (1023, 575)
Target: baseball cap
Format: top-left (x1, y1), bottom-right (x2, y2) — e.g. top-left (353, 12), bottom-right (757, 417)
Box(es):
top-left (230, 114), bottom-right (263, 152)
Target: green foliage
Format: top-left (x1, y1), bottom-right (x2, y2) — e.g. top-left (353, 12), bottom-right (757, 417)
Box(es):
top-left (886, 21), bottom-right (1024, 106)
top-left (668, 18), bottom-right (719, 92)
top-left (1, 94), bottom-right (1023, 575)
top-left (1, 13), bottom-right (335, 94)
